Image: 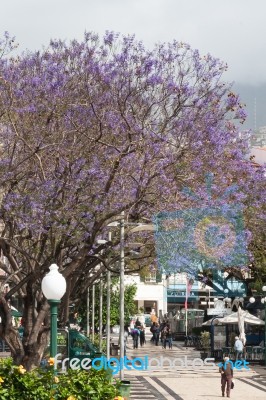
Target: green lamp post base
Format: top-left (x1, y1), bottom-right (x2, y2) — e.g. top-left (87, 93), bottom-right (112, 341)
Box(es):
top-left (48, 300), bottom-right (61, 358)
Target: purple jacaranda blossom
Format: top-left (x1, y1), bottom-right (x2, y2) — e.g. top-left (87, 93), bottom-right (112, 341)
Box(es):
top-left (0, 31), bottom-right (265, 367)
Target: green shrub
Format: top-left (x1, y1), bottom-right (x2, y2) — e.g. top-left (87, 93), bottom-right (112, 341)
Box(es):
top-left (200, 331), bottom-right (210, 350)
top-left (89, 334), bottom-right (107, 354)
top-left (0, 357), bottom-right (120, 400)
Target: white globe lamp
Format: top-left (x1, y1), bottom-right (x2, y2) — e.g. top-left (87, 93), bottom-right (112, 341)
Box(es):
top-left (42, 264), bottom-right (66, 359)
top-left (42, 264), bottom-right (66, 300)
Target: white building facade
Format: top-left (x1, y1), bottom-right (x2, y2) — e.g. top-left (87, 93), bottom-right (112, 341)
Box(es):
top-left (124, 273), bottom-right (168, 317)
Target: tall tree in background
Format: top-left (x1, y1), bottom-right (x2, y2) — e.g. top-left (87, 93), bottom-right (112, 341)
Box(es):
top-left (0, 32), bottom-right (264, 368)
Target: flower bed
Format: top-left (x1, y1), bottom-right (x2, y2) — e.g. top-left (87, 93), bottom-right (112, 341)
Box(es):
top-left (0, 358), bottom-right (122, 400)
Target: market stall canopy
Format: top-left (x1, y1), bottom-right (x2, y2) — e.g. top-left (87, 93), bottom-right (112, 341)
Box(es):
top-left (202, 310), bottom-right (265, 326)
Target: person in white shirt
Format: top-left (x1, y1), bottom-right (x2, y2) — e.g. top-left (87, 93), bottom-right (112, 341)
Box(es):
top-left (234, 336), bottom-right (244, 360)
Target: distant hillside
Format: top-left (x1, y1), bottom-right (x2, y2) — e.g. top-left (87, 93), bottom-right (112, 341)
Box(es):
top-left (233, 83), bottom-right (266, 131)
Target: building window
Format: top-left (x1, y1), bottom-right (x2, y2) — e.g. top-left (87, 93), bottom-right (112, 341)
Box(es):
top-left (145, 272), bottom-right (157, 282)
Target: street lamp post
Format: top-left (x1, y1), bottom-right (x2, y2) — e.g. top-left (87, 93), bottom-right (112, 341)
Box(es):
top-left (92, 284), bottom-right (95, 343)
top-left (106, 217), bottom-right (155, 380)
top-left (262, 286), bottom-right (266, 366)
top-left (41, 264), bottom-right (66, 360)
top-left (97, 239), bottom-right (111, 354)
top-left (96, 241), bottom-right (108, 352)
top-left (119, 212), bottom-right (125, 380)
top-left (99, 274), bottom-right (103, 351)
top-left (121, 220), bottom-right (155, 378)
top-left (106, 230), bottom-right (112, 360)
top-left (86, 287), bottom-right (90, 336)
top-left (105, 217), bottom-right (126, 379)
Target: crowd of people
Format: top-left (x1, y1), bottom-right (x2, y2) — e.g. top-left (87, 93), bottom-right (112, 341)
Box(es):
top-left (123, 318), bottom-right (173, 350)
top-left (150, 320), bottom-right (173, 349)
top-left (129, 320), bottom-right (146, 349)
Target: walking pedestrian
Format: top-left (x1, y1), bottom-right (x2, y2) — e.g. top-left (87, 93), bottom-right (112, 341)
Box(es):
top-left (135, 318), bottom-right (142, 328)
top-left (219, 357), bottom-right (234, 398)
top-left (159, 320), bottom-right (167, 344)
top-left (166, 324), bottom-right (173, 349)
top-left (131, 327), bottom-right (140, 349)
top-left (162, 324), bottom-right (173, 349)
top-left (154, 323), bottom-right (160, 346)
top-left (161, 325), bottom-right (168, 349)
top-left (234, 336), bottom-right (243, 360)
top-left (150, 322), bottom-right (156, 342)
top-left (139, 325), bottom-right (146, 347)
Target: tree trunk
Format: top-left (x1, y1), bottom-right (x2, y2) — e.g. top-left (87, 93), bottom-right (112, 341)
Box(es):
top-left (22, 329), bottom-right (49, 370)
top-left (0, 294), bottom-right (50, 370)
top-left (0, 295), bottom-right (24, 364)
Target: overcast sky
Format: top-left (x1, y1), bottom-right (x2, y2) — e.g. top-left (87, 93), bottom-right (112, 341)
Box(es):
top-left (1, 0), bottom-right (266, 86)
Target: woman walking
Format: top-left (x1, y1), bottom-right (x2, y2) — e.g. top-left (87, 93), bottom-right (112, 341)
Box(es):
top-left (131, 327), bottom-right (140, 349)
top-left (162, 324), bottom-right (173, 349)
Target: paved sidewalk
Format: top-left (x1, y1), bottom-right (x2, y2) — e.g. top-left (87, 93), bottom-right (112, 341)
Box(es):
top-left (252, 364), bottom-right (266, 377)
top-left (122, 336), bottom-right (266, 399)
top-left (148, 375), bottom-right (266, 400)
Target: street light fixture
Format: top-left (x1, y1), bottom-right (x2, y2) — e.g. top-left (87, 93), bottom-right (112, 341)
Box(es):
top-left (106, 231), bottom-right (112, 360)
top-left (41, 264), bottom-right (66, 360)
top-left (102, 221), bottom-right (153, 365)
top-left (262, 286), bottom-right (266, 366)
top-left (92, 284), bottom-right (95, 343)
top-left (90, 217), bottom-right (155, 380)
top-left (249, 297), bottom-right (256, 304)
top-left (96, 240), bottom-right (107, 352)
top-left (119, 212), bottom-right (125, 381)
top-left (97, 228), bottom-right (117, 361)
top-left (107, 216), bottom-right (154, 380)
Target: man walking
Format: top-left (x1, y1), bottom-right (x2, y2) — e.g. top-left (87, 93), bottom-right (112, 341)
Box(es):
top-left (219, 357), bottom-right (233, 398)
top-left (139, 325), bottom-right (146, 347)
top-left (234, 336), bottom-right (243, 360)
top-left (154, 323), bottom-right (160, 346)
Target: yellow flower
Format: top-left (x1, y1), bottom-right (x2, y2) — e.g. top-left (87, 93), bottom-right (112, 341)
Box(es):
top-left (114, 397), bottom-right (124, 400)
top-left (48, 357), bottom-right (55, 366)
top-left (54, 376), bottom-right (59, 383)
top-left (0, 376), bottom-right (4, 384)
top-left (18, 365), bottom-right (26, 374)
top-left (67, 396), bottom-right (76, 400)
